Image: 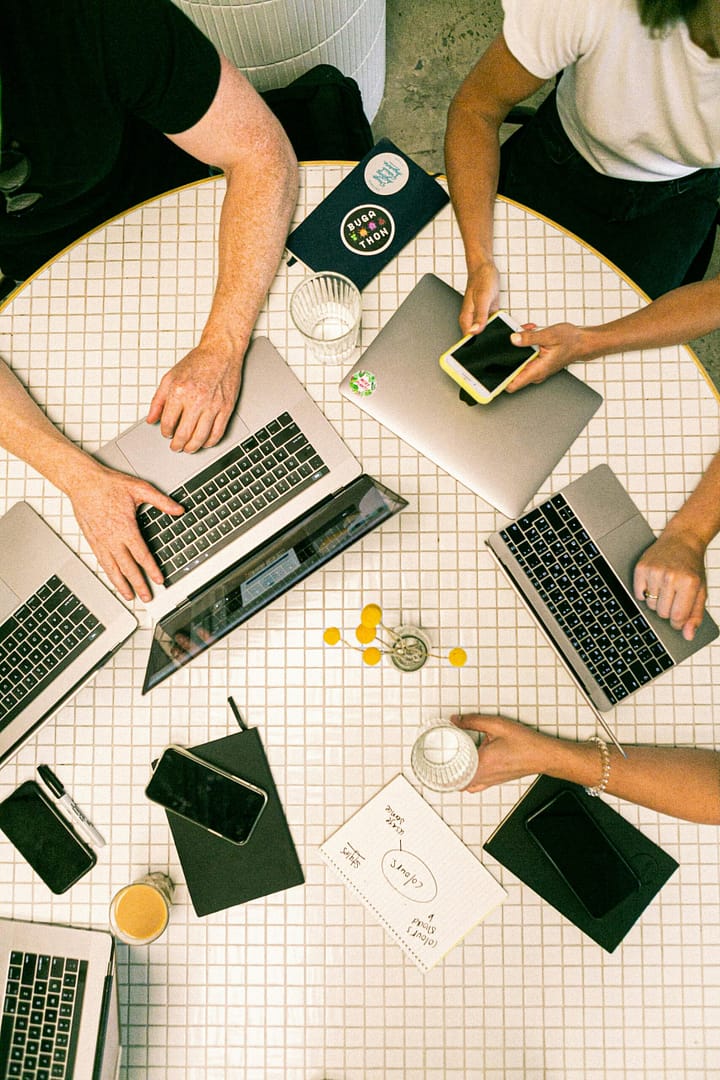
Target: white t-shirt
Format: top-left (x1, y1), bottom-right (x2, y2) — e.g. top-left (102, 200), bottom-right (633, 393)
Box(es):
top-left (502, 0), bottom-right (720, 181)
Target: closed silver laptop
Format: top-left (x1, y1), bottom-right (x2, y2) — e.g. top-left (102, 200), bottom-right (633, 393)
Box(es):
top-left (339, 274), bottom-right (602, 518)
top-left (0, 503), bottom-right (136, 766)
top-left (487, 464), bottom-right (718, 711)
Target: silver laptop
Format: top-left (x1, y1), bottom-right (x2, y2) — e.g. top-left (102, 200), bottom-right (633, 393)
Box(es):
top-left (0, 917), bottom-right (120, 1080)
top-left (487, 464), bottom-right (718, 711)
top-left (0, 503), bottom-right (137, 766)
top-left (97, 337), bottom-right (406, 692)
top-left (339, 274), bottom-right (603, 518)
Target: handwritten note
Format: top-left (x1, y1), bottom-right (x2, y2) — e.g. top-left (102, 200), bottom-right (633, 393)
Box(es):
top-left (320, 774), bottom-right (506, 972)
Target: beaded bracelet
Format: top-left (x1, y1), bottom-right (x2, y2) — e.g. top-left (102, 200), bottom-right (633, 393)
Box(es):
top-left (584, 735), bottom-right (611, 797)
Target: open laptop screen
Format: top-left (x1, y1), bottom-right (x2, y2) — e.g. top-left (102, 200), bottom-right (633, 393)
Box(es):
top-left (143, 475), bottom-right (407, 692)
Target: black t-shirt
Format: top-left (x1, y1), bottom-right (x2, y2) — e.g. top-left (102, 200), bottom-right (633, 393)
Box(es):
top-left (0, 0), bottom-right (221, 278)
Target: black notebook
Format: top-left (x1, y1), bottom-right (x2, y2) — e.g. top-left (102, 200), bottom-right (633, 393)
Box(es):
top-left (165, 727), bottom-right (304, 917)
top-left (286, 138), bottom-right (449, 290)
top-left (483, 775), bottom-right (679, 952)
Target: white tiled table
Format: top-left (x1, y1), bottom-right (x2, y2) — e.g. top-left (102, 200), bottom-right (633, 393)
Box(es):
top-left (1, 167), bottom-right (719, 1080)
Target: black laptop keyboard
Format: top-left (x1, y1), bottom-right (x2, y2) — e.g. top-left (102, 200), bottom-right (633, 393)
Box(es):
top-left (138, 411), bottom-right (329, 587)
top-left (0, 950), bottom-right (87, 1080)
top-left (500, 492), bottom-right (674, 705)
top-left (0, 577), bottom-right (105, 732)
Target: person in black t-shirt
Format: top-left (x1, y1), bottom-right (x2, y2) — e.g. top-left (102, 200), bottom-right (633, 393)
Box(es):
top-left (0, 0), bottom-right (298, 602)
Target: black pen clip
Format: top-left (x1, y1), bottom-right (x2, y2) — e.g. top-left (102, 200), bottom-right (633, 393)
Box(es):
top-left (227, 696), bottom-right (248, 730)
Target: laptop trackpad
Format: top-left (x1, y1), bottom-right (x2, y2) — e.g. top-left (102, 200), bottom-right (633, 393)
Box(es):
top-left (0, 577), bottom-right (21, 622)
top-left (597, 514), bottom-right (655, 592)
top-left (117, 409), bottom-right (252, 493)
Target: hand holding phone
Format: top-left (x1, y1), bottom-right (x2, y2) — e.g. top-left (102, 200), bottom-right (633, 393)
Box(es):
top-left (439, 310), bottom-right (540, 404)
top-left (146, 745), bottom-right (267, 845)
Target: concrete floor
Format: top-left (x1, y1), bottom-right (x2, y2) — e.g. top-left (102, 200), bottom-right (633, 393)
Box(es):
top-left (372, 0), bottom-right (720, 390)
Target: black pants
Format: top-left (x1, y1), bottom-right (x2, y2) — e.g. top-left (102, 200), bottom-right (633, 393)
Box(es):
top-left (499, 92), bottom-right (720, 298)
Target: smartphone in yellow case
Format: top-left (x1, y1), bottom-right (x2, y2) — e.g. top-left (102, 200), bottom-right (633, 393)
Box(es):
top-left (439, 310), bottom-right (539, 404)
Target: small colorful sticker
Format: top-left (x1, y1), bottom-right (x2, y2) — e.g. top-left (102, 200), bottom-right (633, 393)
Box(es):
top-left (341, 204), bottom-right (395, 256)
top-left (349, 370), bottom-right (377, 396)
top-left (364, 152), bottom-right (409, 196)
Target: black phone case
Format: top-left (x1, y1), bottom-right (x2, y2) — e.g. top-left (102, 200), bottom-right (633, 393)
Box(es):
top-left (525, 788), bottom-right (640, 918)
top-left (484, 776), bottom-right (679, 952)
top-left (146, 746), bottom-right (268, 845)
top-left (0, 780), bottom-right (96, 894)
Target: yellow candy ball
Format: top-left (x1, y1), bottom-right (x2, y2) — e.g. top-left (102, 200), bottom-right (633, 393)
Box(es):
top-left (362, 646), bottom-right (382, 666)
top-left (448, 647), bottom-right (467, 668)
top-left (355, 623), bottom-right (376, 645)
top-left (360, 603), bottom-right (383, 627)
top-left (323, 627), bottom-right (341, 646)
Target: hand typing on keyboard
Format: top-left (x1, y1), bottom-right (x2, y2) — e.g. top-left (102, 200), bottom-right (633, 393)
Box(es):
top-left (632, 448), bottom-right (720, 641)
top-left (633, 529), bottom-right (708, 642)
top-left (69, 461), bottom-right (184, 603)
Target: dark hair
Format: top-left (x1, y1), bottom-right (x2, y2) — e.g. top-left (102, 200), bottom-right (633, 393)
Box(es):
top-left (637, 0), bottom-right (702, 32)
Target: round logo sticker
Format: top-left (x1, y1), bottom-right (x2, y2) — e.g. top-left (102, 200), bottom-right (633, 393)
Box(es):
top-left (349, 370), bottom-right (377, 396)
top-left (364, 152), bottom-right (410, 196)
top-left (341, 205), bottom-right (395, 256)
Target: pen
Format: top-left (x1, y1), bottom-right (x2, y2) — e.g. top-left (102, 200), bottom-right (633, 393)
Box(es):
top-left (37, 764), bottom-right (106, 848)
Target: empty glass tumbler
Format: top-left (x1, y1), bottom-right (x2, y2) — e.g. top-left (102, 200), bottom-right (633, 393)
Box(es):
top-left (410, 722), bottom-right (481, 792)
top-left (290, 272), bottom-right (361, 364)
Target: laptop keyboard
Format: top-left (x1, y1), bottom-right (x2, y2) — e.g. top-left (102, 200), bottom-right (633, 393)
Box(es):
top-left (0, 950), bottom-right (87, 1080)
top-left (500, 492), bottom-right (674, 704)
top-left (0, 578), bottom-right (105, 732)
top-left (138, 411), bottom-right (330, 587)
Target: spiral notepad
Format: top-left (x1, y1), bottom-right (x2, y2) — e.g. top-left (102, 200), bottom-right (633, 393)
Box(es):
top-left (320, 774), bottom-right (506, 972)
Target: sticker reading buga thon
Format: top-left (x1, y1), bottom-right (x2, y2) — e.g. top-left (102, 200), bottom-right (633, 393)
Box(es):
top-left (341, 205), bottom-right (395, 256)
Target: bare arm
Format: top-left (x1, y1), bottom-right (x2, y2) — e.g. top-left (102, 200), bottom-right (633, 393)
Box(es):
top-left (507, 276), bottom-right (720, 391)
top-left (0, 56), bottom-right (297, 601)
top-left (0, 359), bottom-right (183, 601)
top-left (453, 714), bottom-right (720, 824)
top-left (148, 54), bottom-right (298, 452)
top-left (502, 278), bottom-right (720, 638)
top-left (632, 448), bottom-right (720, 640)
top-left (444, 34), bottom-right (546, 335)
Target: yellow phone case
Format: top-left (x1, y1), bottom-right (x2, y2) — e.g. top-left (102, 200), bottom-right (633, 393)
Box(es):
top-left (438, 311), bottom-right (538, 404)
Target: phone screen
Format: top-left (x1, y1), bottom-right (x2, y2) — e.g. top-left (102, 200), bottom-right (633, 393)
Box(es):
top-left (452, 317), bottom-right (537, 393)
top-left (525, 789), bottom-right (640, 918)
top-left (0, 781), bottom-right (96, 894)
top-left (146, 748), bottom-right (267, 845)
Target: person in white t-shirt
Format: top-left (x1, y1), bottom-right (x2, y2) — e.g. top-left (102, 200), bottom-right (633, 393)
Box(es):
top-left (444, 0), bottom-right (720, 642)
top-left (445, 0), bottom-right (720, 327)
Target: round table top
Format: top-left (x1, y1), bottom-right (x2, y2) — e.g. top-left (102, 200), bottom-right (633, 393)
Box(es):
top-left (0, 165), bottom-right (718, 1080)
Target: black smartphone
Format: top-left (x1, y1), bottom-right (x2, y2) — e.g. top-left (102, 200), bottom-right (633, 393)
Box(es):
top-left (0, 780), bottom-right (96, 894)
top-left (146, 745), bottom-right (267, 845)
top-left (525, 788), bottom-right (641, 919)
